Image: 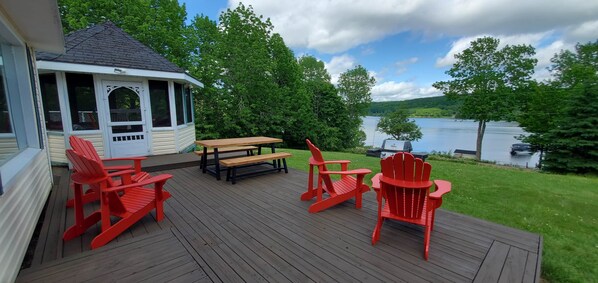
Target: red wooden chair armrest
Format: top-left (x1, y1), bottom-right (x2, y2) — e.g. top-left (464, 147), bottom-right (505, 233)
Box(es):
top-left (102, 174), bottom-right (173, 193)
top-left (103, 165), bottom-right (133, 172)
top-left (102, 156), bottom-right (147, 162)
top-left (320, 169), bottom-right (372, 176)
top-left (429, 180), bottom-right (451, 199)
top-left (379, 176), bottom-right (433, 189)
top-left (102, 157), bottom-right (146, 173)
top-left (309, 157), bottom-right (351, 166)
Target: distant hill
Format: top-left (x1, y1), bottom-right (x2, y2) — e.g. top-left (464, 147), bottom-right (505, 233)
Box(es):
top-left (368, 96), bottom-right (460, 117)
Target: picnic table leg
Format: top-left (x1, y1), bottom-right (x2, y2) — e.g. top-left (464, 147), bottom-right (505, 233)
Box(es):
top-left (214, 148), bottom-right (221, 180)
top-left (201, 147), bottom-right (208, 173)
top-left (270, 143), bottom-right (276, 167)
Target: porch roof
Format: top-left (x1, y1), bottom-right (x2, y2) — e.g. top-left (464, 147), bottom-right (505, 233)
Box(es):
top-left (36, 21), bottom-right (201, 86)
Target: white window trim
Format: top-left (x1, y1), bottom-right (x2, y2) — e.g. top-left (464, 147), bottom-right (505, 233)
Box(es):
top-left (0, 43), bottom-right (43, 194)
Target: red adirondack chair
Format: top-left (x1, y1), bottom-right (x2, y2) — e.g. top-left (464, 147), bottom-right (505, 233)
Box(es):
top-left (371, 152), bottom-right (451, 260)
top-left (301, 139), bottom-right (371, 213)
top-left (63, 149), bottom-right (172, 249)
top-left (66, 135), bottom-right (151, 207)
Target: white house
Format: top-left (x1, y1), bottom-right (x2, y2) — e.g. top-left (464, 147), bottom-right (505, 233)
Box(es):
top-left (37, 21), bottom-right (201, 164)
top-left (0, 0), bottom-right (65, 281)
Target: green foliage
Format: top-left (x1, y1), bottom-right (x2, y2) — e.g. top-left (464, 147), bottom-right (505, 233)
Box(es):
top-left (541, 41), bottom-right (598, 174)
top-left (376, 109), bottom-right (423, 141)
top-left (278, 147), bottom-right (598, 283)
top-left (368, 96), bottom-right (459, 117)
top-left (337, 65), bottom-right (375, 148)
top-left (433, 37), bottom-right (537, 160)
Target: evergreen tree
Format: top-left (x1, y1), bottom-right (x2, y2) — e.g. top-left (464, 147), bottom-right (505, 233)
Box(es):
top-left (542, 41), bottom-right (598, 174)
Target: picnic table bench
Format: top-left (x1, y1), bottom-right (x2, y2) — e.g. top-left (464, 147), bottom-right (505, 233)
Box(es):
top-left (194, 146), bottom-right (258, 168)
top-left (220, 152), bottom-right (292, 184)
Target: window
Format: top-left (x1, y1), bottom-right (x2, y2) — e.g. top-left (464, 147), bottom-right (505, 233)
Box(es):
top-left (185, 85), bottom-right (193, 124)
top-left (174, 82), bottom-right (184, 125)
top-left (39, 73), bottom-right (62, 131)
top-left (66, 73), bottom-right (99, 131)
top-left (0, 40), bottom-right (44, 194)
top-left (149, 80), bottom-right (171, 127)
top-left (0, 45), bottom-right (19, 165)
top-left (174, 82), bottom-right (193, 126)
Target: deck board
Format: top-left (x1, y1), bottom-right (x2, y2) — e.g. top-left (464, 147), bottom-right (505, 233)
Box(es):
top-left (19, 155), bottom-right (542, 282)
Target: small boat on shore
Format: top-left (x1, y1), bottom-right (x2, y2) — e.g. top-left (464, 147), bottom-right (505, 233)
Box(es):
top-left (510, 143), bottom-right (533, 155)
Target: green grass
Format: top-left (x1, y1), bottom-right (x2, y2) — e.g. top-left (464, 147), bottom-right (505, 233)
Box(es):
top-left (272, 148), bottom-right (598, 283)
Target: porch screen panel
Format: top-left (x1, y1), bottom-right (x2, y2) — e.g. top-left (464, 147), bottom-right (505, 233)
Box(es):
top-left (39, 74), bottom-right (62, 131)
top-left (149, 80), bottom-right (171, 127)
top-left (184, 86), bottom-right (193, 123)
top-left (174, 82), bottom-right (184, 125)
top-left (66, 73), bottom-right (99, 130)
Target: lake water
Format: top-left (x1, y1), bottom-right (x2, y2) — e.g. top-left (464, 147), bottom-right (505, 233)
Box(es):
top-left (361, 116), bottom-right (540, 168)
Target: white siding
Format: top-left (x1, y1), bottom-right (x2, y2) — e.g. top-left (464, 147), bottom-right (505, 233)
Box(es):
top-left (151, 130), bottom-right (176, 155)
top-left (48, 133), bottom-right (67, 164)
top-left (0, 151), bottom-right (52, 282)
top-left (176, 125), bottom-right (195, 152)
top-left (76, 133), bottom-right (105, 157)
top-left (0, 136), bottom-right (18, 160)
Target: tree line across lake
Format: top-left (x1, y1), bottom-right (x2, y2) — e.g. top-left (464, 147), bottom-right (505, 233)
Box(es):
top-left (58, 1), bottom-right (597, 174)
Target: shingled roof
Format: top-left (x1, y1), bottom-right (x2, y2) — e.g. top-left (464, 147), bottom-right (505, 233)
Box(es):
top-left (37, 21), bottom-right (184, 73)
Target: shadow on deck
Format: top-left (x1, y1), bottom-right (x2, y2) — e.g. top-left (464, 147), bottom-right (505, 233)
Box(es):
top-left (18, 153), bottom-right (542, 282)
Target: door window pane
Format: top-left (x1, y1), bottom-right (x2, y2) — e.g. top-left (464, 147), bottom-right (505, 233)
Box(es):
top-left (66, 73), bottom-right (99, 130)
top-left (39, 73), bottom-right (62, 131)
top-left (108, 87), bottom-right (141, 122)
top-left (112, 125), bottom-right (143, 133)
top-left (174, 82), bottom-right (184, 125)
top-left (149, 80), bottom-right (171, 127)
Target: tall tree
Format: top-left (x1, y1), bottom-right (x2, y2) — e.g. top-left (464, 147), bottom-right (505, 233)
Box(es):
top-left (542, 41), bottom-right (598, 174)
top-left (377, 109), bottom-right (423, 141)
top-left (298, 56), bottom-right (348, 150)
top-left (337, 65), bottom-right (375, 147)
top-left (187, 15), bottom-right (227, 139)
top-left (59, 0), bottom-right (191, 68)
top-left (433, 37), bottom-right (536, 160)
top-left (517, 83), bottom-right (567, 168)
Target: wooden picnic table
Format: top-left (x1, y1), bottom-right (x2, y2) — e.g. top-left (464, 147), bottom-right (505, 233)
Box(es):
top-left (196, 136), bottom-right (283, 180)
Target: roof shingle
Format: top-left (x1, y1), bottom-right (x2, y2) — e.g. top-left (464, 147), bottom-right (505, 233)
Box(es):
top-left (37, 21), bottom-right (184, 73)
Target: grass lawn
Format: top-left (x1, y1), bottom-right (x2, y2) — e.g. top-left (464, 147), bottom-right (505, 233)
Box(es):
top-left (273, 148), bottom-right (598, 283)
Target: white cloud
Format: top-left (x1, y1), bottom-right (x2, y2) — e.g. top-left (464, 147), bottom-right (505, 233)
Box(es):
top-left (372, 81), bottom-right (442, 102)
top-left (395, 57), bottom-right (419, 75)
top-left (230, 0), bottom-right (598, 53)
top-left (324, 54), bottom-right (356, 84)
top-left (435, 33), bottom-right (548, 67)
top-left (434, 33), bottom-right (577, 81)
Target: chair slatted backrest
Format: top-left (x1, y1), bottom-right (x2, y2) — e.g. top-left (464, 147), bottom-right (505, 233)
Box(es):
top-left (306, 139), bottom-right (336, 193)
top-left (69, 135), bottom-right (102, 162)
top-left (380, 152), bottom-right (432, 219)
top-left (65, 149), bottom-right (107, 179)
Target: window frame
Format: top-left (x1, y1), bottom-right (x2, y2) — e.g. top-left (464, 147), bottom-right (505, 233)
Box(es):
top-left (0, 42), bottom-right (44, 195)
top-left (148, 79), bottom-right (172, 129)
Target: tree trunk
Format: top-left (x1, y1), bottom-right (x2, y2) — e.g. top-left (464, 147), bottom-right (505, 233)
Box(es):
top-left (476, 120), bottom-right (486, 161)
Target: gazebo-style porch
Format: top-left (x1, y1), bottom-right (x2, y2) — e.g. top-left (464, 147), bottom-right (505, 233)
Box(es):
top-left (18, 155), bottom-right (542, 282)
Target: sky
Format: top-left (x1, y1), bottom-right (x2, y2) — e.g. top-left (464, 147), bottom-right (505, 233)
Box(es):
top-left (180, 0), bottom-right (598, 102)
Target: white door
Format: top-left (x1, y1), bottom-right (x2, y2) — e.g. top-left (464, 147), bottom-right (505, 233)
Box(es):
top-left (103, 81), bottom-right (149, 157)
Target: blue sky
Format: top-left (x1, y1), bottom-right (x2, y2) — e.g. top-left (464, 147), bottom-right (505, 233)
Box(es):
top-left (180, 0), bottom-right (598, 102)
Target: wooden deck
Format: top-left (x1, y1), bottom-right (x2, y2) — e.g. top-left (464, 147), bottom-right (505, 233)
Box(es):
top-left (18, 155), bottom-right (542, 282)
